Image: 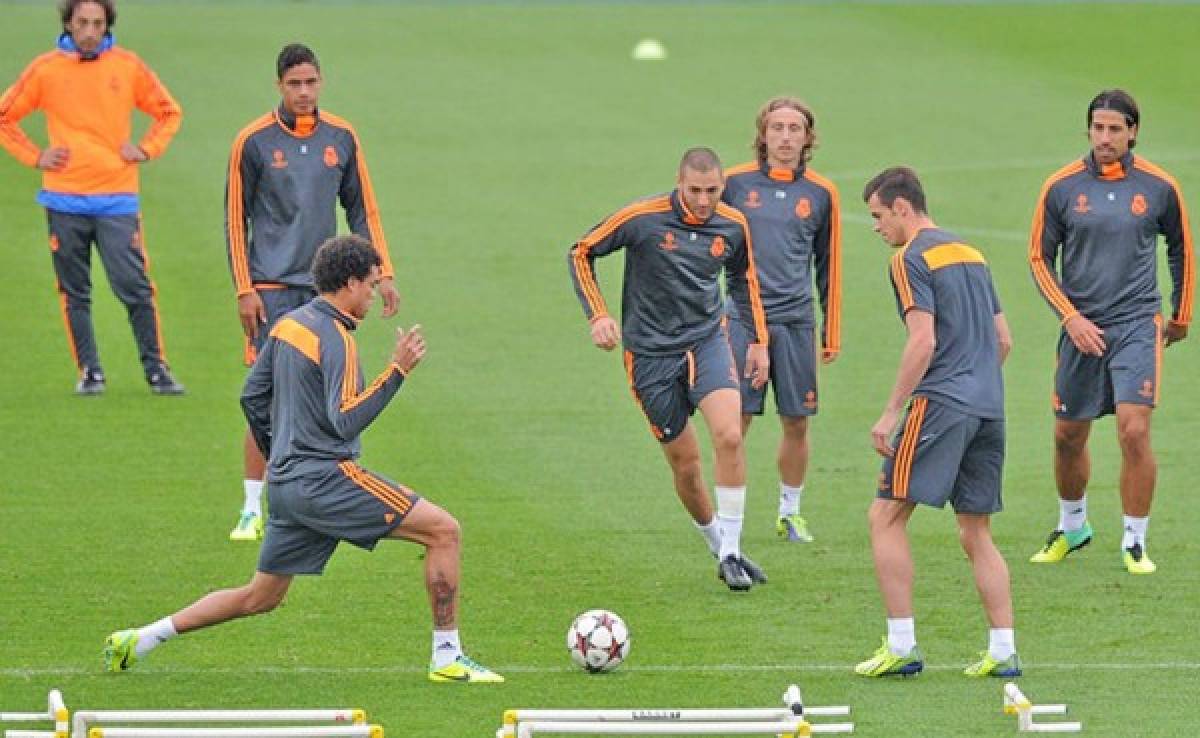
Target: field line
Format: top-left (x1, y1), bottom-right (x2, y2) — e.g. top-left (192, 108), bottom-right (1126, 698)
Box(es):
top-left (4, 662), bottom-right (1199, 678)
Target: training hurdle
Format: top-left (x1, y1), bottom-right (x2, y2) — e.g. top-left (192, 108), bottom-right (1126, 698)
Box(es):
top-left (1002, 683), bottom-right (1081, 733)
top-left (496, 684), bottom-right (853, 736)
top-left (2, 690), bottom-right (69, 738)
top-left (72, 707), bottom-right (379, 738)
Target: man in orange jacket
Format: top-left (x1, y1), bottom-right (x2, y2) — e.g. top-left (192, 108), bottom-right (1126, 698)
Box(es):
top-left (0, 0), bottom-right (184, 395)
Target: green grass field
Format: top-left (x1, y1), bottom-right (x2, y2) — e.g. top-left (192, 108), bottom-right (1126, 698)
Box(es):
top-left (1, 2), bottom-right (1197, 735)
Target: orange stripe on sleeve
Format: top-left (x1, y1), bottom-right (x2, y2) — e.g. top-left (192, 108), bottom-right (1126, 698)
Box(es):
top-left (226, 113), bottom-right (274, 296)
top-left (719, 203), bottom-right (769, 345)
top-left (572, 197), bottom-right (673, 320)
top-left (1134, 159), bottom-right (1194, 325)
top-left (123, 50), bottom-right (182, 159)
top-left (323, 112), bottom-right (393, 278)
top-left (890, 249), bottom-right (914, 311)
top-left (1028, 162), bottom-right (1086, 321)
top-left (805, 169), bottom-right (842, 354)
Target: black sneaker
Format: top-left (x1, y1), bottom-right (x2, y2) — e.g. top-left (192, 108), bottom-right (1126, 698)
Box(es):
top-left (717, 555), bottom-right (752, 591)
top-left (75, 367), bottom-right (106, 396)
top-left (737, 554), bottom-right (768, 584)
top-left (147, 365), bottom-right (185, 395)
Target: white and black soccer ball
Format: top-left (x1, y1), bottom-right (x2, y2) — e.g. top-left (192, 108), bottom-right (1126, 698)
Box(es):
top-left (567, 609), bottom-right (630, 673)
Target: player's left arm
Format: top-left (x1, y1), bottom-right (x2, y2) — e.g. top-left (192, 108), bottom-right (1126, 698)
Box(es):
top-left (321, 325), bottom-right (406, 440)
top-left (339, 131), bottom-right (398, 317)
top-left (725, 215), bottom-right (769, 388)
top-left (1160, 179), bottom-right (1194, 345)
top-left (128, 56), bottom-right (182, 161)
top-left (812, 184), bottom-right (842, 363)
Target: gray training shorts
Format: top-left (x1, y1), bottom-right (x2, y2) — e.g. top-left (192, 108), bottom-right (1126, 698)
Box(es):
top-left (728, 317), bottom-right (818, 417)
top-left (1053, 315), bottom-right (1161, 420)
top-left (622, 325), bottom-right (740, 444)
top-left (243, 285), bottom-right (317, 365)
top-left (876, 396), bottom-right (1005, 515)
top-left (258, 462), bottom-right (421, 575)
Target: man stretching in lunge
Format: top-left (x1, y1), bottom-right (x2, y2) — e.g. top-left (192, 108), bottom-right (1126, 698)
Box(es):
top-left (105, 235), bottom-right (502, 683)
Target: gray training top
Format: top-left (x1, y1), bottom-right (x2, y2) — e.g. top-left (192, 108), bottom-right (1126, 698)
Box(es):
top-left (225, 106), bottom-right (394, 297)
top-left (721, 160), bottom-right (842, 354)
top-left (241, 297), bottom-right (406, 482)
top-left (1031, 151), bottom-right (1194, 328)
top-left (889, 227), bottom-right (1005, 419)
top-left (568, 190), bottom-right (769, 356)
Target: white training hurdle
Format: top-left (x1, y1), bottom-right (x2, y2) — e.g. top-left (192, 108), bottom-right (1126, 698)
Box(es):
top-left (1, 690), bottom-right (69, 738)
top-left (5, 693), bottom-right (382, 738)
top-left (1002, 683), bottom-right (1081, 733)
top-left (496, 684), bottom-right (853, 737)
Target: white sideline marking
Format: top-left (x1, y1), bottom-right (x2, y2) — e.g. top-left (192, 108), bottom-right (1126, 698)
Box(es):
top-left (3, 662), bottom-right (1198, 677)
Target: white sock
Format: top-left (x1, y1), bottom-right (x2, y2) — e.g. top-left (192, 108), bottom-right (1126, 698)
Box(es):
top-left (1122, 515), bottom-right (1148, 550)
top-left (1058, 496), bottom-right (1087, 532)
top-left (778, 483), bottom-right (803, 517)
top-left (886, 617), bottom-right (916, 656)
top-left (432, 629), bottom-right (462, 668)
top-left (135, 617), bottom-right (177, 657)
top-left (694, 518), bottom-right (721, 556)
top-left (988, 627), bottom-right (1016, 661)
top-left (716, 486), bottom-right (745, 560)
top-left (243, 479), bottom-right (264, 516)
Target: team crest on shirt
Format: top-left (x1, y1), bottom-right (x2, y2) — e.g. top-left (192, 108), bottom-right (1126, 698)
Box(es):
top-left (271, 149), bottom-right (288, 169)
top-left (743, 190), bottom-right (762, 209)
top-left (324, 145), bottom-right (339, 167)
top-left (659, 231), bottom-right (678, 251)
top-left (1131, 193), bottom-right (1148, 216)
top-left (1073, 193), bottom-right (1090, 214)
top-left (109, 76), bottom-right (120, 93)
top-left (710, 236), bottom-right (726, 258)
top-left (795, 197), bottom-right (812, 219)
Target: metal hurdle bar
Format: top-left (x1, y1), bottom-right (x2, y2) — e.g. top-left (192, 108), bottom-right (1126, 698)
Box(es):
top-left (2, 689), bottom-right (69, 738)
top-left (497, 684), bottom-right (853, 737)
top-left (71, 709), bottom-right (379, 738)
top-left (1002, 683), bottom-right (1081, 733)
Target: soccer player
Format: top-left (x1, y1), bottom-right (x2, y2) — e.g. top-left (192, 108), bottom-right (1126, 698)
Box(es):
top-left (1028, 89), bottom-right (1193, 575)
top-left (568, 147), bottom-right (772, 591)
top-left (0, 0), bottom-right (184, 395)
top-left (723, 96), bottom-right (842, 543)
top-left (105, 236), bottom-right (502, 684)
top-left (226, 43), bottom-right (400, 541)
top-left (855, 167), bottom-right (1019, 678)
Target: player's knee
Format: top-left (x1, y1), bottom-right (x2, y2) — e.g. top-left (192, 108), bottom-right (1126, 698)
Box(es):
top-left (427, 513), bottom-right (462, 551)
top-left (710, 425), bottom-right (743, 458)
top-left (1116, 417), bottom-right (1151, 454)
top-left (241, 586), bottom-right (285, 616)
top-left (780, 416), bottom-right (808, 441)
top-left (1053, 427), bottom-right (1087, 455)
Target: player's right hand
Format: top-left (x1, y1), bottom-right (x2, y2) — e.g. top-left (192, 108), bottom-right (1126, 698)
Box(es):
top-left (37, 146), bottom-right (69, 171)
top-left (590, 316), bottom-right (620, 351)
top-left (1063, 313), bottom-right (1105, 356)
top-left (393, 324), bottom-right (426, 374)
top-left (237, 291), bottom-right (267, 339)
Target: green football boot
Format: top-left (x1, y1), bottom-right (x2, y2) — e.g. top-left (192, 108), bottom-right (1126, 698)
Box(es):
top-left (229, 511), bottom-right (263, 542)
top-left (964, 651), bottom-right (1022, 677)
top-left (854, 637), bottom-right (924, 677)
top-left (1029, 522), bottom-right (1093, 563)
top-left (428, 655), bottom-right (504, 684)
top-left (776, 513), bottom-right (813, 543)
top-left (104, 629), bottom-right (139, 672)
top-left (1123, 542), bottom-right (1156, 574)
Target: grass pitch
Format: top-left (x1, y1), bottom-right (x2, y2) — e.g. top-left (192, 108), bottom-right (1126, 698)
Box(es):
top-left (1, 2), bottom-right (1197, 736)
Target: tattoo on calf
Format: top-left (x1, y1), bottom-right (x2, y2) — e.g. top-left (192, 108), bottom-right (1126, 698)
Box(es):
top-left (432, 575), bottom-right (456, 628)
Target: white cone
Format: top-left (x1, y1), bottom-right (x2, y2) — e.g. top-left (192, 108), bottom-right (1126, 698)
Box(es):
top-left (631, 38), bottom-right (667, 61)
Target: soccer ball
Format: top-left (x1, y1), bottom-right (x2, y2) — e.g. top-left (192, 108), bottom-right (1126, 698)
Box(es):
top-left (567, 609), bottom-right (630, 673)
